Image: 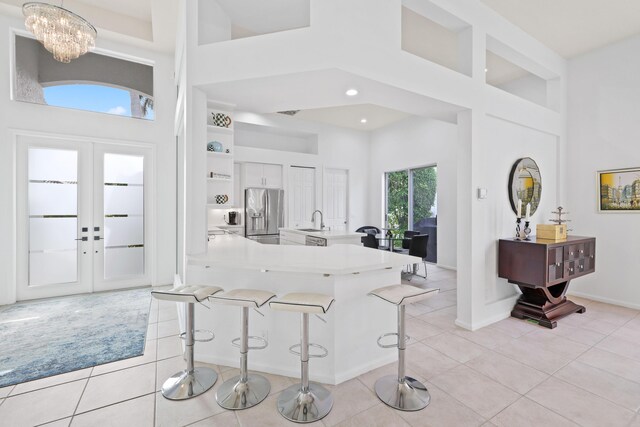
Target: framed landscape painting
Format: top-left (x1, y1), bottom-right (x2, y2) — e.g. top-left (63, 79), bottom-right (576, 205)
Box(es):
top-left (598, 167), bottom-right (640, 212)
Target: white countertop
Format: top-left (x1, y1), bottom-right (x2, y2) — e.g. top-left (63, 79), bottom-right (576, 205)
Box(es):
top-left (189, 234), bottom-right (420, 275)
top-left (280, 228), bottom-right (366, 239)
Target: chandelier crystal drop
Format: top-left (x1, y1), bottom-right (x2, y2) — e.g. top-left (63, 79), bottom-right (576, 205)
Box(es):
top-left (23, 2), bottom-right (97, 63)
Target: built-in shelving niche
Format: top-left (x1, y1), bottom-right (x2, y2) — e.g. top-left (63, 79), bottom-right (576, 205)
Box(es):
top-left (485, 36), bottom-right (560, 111)
top-left (198, 0), bottom-right (311, 45)
top-left (206, 103), bottom-right (235, 207)
top-left (401, 0), bottom-right (472, 77)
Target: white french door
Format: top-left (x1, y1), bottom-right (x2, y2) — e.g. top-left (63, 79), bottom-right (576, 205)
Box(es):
top-left (16, 135), bottom-right (153, 301)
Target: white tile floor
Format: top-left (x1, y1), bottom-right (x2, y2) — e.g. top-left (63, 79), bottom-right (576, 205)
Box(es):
top-left (1, 266), bottom-right (640, 426)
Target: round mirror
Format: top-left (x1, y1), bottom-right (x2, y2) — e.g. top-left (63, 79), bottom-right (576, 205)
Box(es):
top-left (508, 157), bottom-right (542, 216)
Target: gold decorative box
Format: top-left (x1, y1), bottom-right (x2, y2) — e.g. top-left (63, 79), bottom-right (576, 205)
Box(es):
top-left (536, 224), bottom-right (567, 241)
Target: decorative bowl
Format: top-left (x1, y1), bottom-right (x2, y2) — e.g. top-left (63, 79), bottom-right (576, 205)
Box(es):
top-left (207, 141), bottom-right (223, 152)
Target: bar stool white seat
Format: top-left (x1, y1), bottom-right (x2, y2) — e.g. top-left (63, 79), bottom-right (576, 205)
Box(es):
top-left (151, 284), bottom-right (223, 400)
top-left (270, 293), bottom-right (335, 423)
top-left (209, 288), bottom-right (276, 410)
top-left (368, 284), bottom-right (439, 411)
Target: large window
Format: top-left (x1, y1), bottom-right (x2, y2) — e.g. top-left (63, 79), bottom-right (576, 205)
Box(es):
top-left (14, 35), bottom-right (154, 120)
top-left (385, 165), bottom-right (438, 262)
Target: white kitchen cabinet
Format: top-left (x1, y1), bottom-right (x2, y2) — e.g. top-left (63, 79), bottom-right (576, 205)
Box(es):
top-left (242, 162), bottom-right (282, 189)
top-left (263, 164), bottom-right (283, 188)
top-left (289, 166), bottom-right (316, 228)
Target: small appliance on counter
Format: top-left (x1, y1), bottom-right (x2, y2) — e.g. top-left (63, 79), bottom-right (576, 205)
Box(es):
top-left (245, 188), bottom-right (284, 244)
top-left (225, 211), bottom-right (239, 225)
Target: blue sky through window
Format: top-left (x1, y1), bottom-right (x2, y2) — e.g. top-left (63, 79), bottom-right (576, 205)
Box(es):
top-left (43, 84), bottom-right (154, 120)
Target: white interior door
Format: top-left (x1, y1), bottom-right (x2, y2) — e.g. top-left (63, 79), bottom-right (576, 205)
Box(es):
top-left (324, 168), bottom-right (349, 231)
top-left (16, 136), bottom-right (153, 300)
top-left (289, 166), bottom-right (315, 228)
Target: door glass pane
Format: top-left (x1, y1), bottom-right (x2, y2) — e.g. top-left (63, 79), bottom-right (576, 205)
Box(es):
top-left (28, 148), bottom-right (78, 286)
top-left (386, 170), bottom-right (409, 234)
top-left (412, 166), bottom-right (438, 263)
top-left (103, 153), bottom-right (144, 279)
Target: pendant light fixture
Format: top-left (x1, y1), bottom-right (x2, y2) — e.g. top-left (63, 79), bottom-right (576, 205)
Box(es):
top-left (23, 1), bottom-right (97, 63)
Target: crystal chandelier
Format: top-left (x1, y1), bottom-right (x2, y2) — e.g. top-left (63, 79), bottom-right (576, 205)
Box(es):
top-left (23, 2), bottom-right (97, 63)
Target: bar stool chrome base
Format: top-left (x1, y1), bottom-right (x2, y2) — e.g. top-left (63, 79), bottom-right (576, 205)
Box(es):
top-left (216, 373), bottom-right (270, 410)
top-left (161, 366), bottom-right (218, 400)
top-left (374, 375), bottom-right (430, 411)
top-left (277, 383), bottom-right (334, 423)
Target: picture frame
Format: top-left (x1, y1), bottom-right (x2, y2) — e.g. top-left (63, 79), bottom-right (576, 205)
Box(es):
top-left (597, 167), bottom-right (640, 212)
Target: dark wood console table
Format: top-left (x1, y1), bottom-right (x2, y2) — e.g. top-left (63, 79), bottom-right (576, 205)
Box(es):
top-left (498, 235), bottom-right (596, 329)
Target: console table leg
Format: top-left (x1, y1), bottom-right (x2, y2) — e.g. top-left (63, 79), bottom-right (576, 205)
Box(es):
top-left (511, 281), bottom-right (585, 329)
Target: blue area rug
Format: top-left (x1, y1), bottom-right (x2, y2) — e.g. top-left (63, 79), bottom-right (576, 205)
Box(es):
top-left (0, 287), bottom-right (151, 387)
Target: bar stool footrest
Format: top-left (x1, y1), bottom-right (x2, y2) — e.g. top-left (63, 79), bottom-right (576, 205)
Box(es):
top-left (231, 335), bottom-right (268, 350)
top-left (289, 343), bottom-right (328, 358)
top-left (377, 332), bottom-right (411, 349)
top-left (179, 329), bottom-right (215, 343)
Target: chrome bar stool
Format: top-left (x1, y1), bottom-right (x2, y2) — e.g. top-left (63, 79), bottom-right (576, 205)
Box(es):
top-left (151, 284), bottom-right (223, 400)
top-left (209, 289), bottom-right (276, 410)
top-left (270, 293), bottom-right (335, 423)
top-left (368, 285), bottom-right (439, 411)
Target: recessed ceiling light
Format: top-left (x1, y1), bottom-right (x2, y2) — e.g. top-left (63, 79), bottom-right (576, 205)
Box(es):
top-left (345, 89), bottom-right (359, 96)
top-left (485, 68), bottom-right (488, 73)
top-left (360, 118), bottom-right (367, 124)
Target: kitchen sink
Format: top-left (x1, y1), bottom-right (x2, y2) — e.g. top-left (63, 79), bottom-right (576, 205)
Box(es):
top-left (298, 228), bottom-right (323, 232)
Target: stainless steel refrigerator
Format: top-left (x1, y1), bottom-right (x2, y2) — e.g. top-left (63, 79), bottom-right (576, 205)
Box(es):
top-left (244, 188), bottom-right (285, 244)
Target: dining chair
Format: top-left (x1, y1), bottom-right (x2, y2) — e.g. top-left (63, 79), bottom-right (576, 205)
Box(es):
top-left (406, 234), bottom-right (429, 280)
top-left (402, 231), bottom-right (420, 250)
top-left (362, 233), bottom-right (379, 249)
top-left (356, 226), bottom-right (381, 235)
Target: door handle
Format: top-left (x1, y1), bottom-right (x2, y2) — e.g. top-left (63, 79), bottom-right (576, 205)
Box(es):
top-left (94, 236), bottom-right (104, 241)
top-left (75, 237), bottom-right (88, 241)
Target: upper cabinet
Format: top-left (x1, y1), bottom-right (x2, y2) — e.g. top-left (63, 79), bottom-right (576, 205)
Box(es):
top-left (242, 163), bottom-right (282, 189)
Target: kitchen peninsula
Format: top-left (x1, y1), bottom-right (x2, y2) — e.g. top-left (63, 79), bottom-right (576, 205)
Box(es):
top-left (187, 233), bottom-right (422, 385)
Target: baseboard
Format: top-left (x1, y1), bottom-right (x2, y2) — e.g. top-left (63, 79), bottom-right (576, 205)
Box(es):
top-left (333, 353), bottom-right (397, 384)
top-left (435, 264), bottom-right (457, 271)
top-left (455, 298), bottom-right (516, 331)
top-left (567, 291), bottom-right (640, 311)
top-left (454, 311), bottom-right (512, 331)
top-left (196, 352), bottom-right (397, 386)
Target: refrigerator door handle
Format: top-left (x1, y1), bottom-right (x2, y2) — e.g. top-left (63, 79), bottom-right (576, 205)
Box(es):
top-left (264, 189), bottom-right (269, 233)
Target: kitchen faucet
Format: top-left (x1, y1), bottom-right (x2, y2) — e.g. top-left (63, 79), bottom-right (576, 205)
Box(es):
top-left (311, 210), bottom-right (325, 230)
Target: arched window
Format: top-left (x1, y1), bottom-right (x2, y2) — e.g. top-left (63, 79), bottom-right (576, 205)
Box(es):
top-left (14, 35), bottom-right (154, 120)
top-left (43, 84), bottom-right (154, 120)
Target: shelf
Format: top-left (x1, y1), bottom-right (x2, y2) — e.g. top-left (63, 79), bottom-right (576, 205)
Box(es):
top-left (207, 151), bottom-right (232, 158)
top-left (207, 125), bottom-right (233, 134)
top-left (207, 177), bottom-right (232, 182)
top-left (207, 203), bottom-right (235, 208)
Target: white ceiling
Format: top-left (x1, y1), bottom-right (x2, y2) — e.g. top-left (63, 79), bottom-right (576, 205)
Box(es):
top-left (284, 104), bottom-right (412, 132)
top-left (79, 0), bottom-right (151, 22)
top-left (481, 0), bottom-right (640, 58)
top-left (0, 0), bottom-right (175, 52)
top-left (198, 69), bottom-right (465, 130)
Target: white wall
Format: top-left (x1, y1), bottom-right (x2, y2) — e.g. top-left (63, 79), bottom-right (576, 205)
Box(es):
top-left (0, 14), bottom-right (177, 305)
top-left (566, 34), bottom-right (640, 308)
top-left (481, 116), bottom-right (558, 318)
top-left (369, 116), bottom-right (458, 269)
